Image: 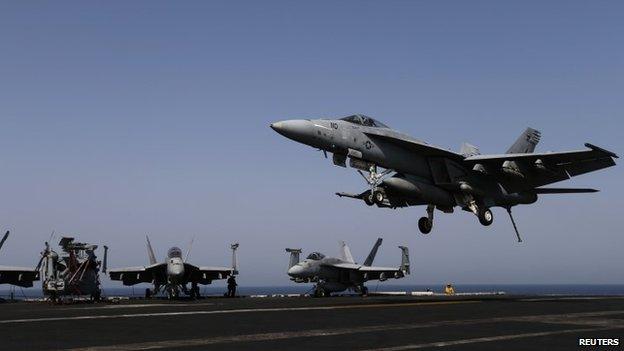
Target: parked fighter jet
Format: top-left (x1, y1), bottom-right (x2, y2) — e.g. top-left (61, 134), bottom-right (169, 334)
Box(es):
top-left (286, 238), bottom-right (410, 297)
top-left (271, 115), bottom-right (618, 241)
top-left (109, 236), bottom-right (239, 299)
top-left (0, 231), bottom-right (39, 288)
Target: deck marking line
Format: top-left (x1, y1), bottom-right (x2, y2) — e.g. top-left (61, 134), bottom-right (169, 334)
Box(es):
top-left (0, 300), bottom-right (477, 324)
top-left (57, 310), bottom-right (624, 351)
top-left (362, 327), bottom-right (616, 350)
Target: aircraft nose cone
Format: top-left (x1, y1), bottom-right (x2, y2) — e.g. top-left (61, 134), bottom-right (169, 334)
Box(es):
top-left (288, 265), bottom-right (304, 277)
top-left (270, 121), bottom-right (284, 132)
top-left (270, 120), bottom-right (314, 143)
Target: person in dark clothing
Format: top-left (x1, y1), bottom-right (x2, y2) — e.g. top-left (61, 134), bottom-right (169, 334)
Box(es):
top-left (227, 276), bottom-right (237, 297)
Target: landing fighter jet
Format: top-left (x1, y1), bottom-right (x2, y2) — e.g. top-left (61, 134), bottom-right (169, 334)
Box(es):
top-left (271, 114), bottom-right (618, 241)
top-left (286, 238), bottom-right (410, 297)
top-left (109, 236), bottom-right (239, 299)
top-left (0, 231), bottom-right (39, 288)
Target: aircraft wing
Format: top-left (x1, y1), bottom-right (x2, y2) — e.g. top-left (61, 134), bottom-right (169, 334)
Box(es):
top-left (464, 143), bottom-right (618, 189)
top-left (0, 266), bottom-right (39, 287)
top-left (324, 263), bottom-right (404, 280)
top-left (108, 263), bottom-right (166, 286)
top-left (363, 130), bottom-right (463, 160)
top-left (184, 263), bottom-right (235, 284)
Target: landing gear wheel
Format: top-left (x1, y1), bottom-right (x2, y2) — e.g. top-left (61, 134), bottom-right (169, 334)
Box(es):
top-left (478, 208), bottom-right (494, 226)
top-left (364, 192), bottom-right (375, 206)
top-left (373, 191), bottom-right (384, 204)
top-left (418, 217), bottom-right (433, 234)
top-left (360, 286), bottom-right (369, 296)
top-left (314, 287), bottom-right (327, 298)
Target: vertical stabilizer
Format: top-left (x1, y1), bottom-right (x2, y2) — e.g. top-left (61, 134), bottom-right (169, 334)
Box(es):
top-left (363, 238), bottom-right (383, 266)
top-left (231, 243), bottom-right (239, 274)
top-left (339, 241), bottom-right (355, 263)
top-left (184, 236), bottom-right (195, 263)
top-left (398, 246), bottom-right (410, 275)
top-left (506, 128), bottom-right (541, 154)
top-left (285, 248), bottom-right (302, 269)
top-left (146, 235), bottom-right (157, 265)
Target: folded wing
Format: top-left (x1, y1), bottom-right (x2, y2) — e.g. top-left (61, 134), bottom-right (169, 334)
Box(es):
top-left (0, 266), bottom-right (39, 287)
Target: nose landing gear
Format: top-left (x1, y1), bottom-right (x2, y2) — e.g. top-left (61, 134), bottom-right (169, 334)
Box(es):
top-left (357, 165), bottom-right (392, 205)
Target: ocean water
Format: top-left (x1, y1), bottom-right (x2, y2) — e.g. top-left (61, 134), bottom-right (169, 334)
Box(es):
top-left (2, 284), bottom-right (624, 300)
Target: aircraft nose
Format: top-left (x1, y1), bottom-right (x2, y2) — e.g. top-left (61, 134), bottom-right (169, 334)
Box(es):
top-left (287, 265), bottom-right (304, 277)
top-left (270, 120), bottom-right (314, 143)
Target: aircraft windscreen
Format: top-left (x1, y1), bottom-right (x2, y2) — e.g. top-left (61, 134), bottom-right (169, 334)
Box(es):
top-left (306, 252), bottom-right (325, 260)
top-left (340, 114), bottom-right (389, 128)
top-left (167, 247), bottom-right (182, 258)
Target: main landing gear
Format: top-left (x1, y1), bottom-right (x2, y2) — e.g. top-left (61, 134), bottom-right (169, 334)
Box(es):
top-left (464, 198), bottom-right (494, 227)
top-left (416, 203), bottom-right (493, 235)
top-left (477, 208), bottom-right (494, 226)
top-left (418, 205), bottom-right (435, 234)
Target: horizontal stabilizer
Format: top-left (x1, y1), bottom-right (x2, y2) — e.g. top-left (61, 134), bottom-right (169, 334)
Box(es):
top-left (534, 188), bottom-right (599, 194)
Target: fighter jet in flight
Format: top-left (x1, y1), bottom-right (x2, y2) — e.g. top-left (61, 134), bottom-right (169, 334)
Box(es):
top-left (286, 238), bottom-right (410, 297)
top-left (271, 114), bottom-right (618, 241)
top-left (109, 236), bottom-right (239, 299)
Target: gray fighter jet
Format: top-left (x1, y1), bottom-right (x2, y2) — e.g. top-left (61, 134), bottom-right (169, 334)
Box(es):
top-left (0, 231), bottom-right (39, 288)
top-left (286, 238), bottom-right (410, 297)
top-left (271, 114), bottom-right (618, 241)
top-left (109, 236), bottom-right (239, 299)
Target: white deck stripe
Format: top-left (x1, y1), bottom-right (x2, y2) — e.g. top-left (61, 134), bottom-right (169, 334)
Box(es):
top-left (0, 300), bottom-right (476, 324)
top-left (362, 327), bottom-right (613, 350)
top-left (60, 314), bottom-right (624, 351)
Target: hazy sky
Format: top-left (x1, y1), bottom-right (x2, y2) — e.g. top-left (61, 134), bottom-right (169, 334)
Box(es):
top-left (0, 1), bottom-right (622, 289)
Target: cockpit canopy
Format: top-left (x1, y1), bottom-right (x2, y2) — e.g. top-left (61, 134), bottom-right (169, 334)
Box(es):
top-left (167, 247), bottom-right (182, 258)
top-left (306, 252), bottom-right (325, 260)
top-left (340, 114), bottom-right (389, 128)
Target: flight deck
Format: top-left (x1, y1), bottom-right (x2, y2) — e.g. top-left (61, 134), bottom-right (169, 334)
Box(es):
top-left (1, 294), bottom-right (623, 350)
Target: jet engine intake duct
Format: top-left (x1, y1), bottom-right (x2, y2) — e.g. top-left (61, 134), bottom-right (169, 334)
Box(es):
top-left (382, 174), bottom-right (454, 207)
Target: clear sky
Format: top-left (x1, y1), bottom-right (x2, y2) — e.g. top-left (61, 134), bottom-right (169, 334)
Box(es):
top-left (0, 1), bottom-right (622, 289)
